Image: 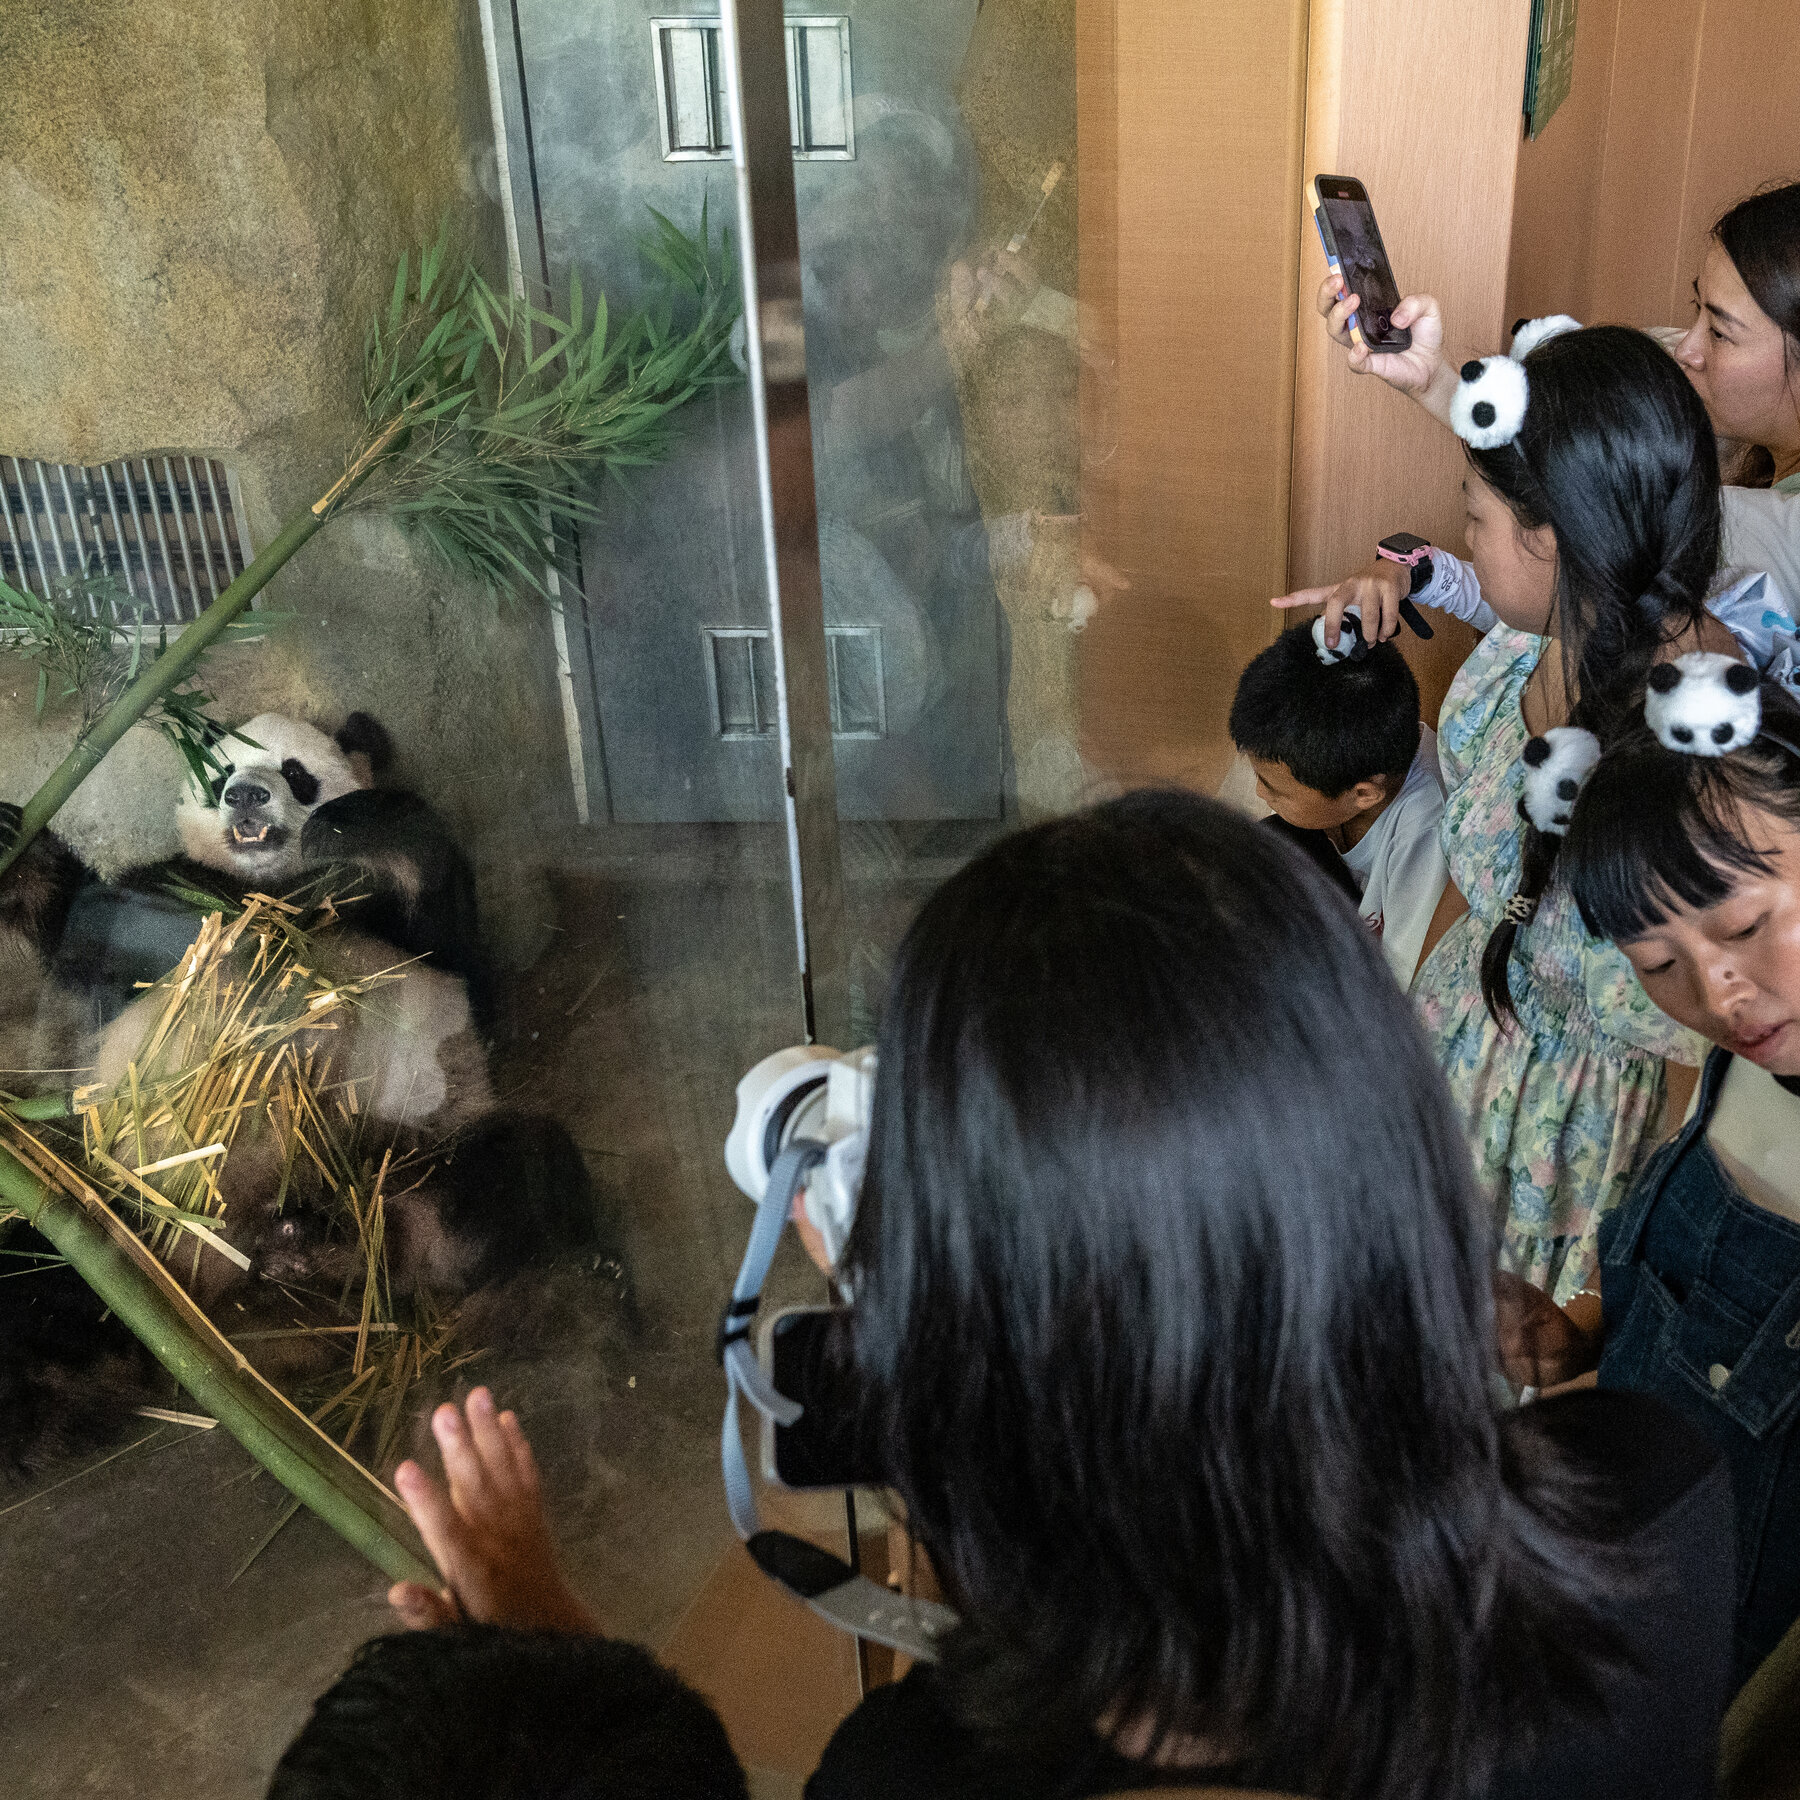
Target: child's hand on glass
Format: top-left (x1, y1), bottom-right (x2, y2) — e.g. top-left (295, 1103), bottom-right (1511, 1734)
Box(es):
top-left (388, 1386), bottom-right (600, 1637)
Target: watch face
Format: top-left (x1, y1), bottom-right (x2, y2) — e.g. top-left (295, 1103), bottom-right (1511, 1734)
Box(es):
top-left (1380, 532), bottom-right (1429, 557)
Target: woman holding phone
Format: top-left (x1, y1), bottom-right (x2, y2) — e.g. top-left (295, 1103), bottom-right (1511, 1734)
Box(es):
top-left (1498, 673), bottom-right (1800, 1689)
top-left (1302, 182), bottom-right (1800, 646)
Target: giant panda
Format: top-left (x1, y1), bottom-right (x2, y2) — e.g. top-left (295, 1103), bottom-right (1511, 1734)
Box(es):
top-left (0, 712), bottom-right (599, 1478)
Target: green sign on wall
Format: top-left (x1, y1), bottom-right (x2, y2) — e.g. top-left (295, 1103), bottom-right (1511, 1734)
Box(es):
top-left (1524, 0), bottom-right (1578, 140)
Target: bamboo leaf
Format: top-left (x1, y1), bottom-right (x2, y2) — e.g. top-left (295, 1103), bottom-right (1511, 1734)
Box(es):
top-left (387, 249), bottom-right (409, 337)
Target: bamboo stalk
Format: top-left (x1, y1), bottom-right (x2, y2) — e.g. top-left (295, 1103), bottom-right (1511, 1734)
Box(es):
top-left (0, 1139), bottom-right (435, 1586)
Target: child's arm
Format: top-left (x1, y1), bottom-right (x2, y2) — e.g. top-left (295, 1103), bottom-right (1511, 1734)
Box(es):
top-left (1272, 548), bottom-right (1498, 649)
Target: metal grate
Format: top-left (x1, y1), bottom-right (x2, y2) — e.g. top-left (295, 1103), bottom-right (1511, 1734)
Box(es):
top-left (704, 624), bottom-right (885, 740)
top-left (652, 17), bottom-right (854, 162)
top-left (0, 455), bottom-right (255, 624)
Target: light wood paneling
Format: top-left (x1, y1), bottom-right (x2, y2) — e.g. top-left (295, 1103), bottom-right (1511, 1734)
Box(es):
top-left (1586, 0), bottom-right (1706, 325)
top-left (1077, 0), bottom-right (1310, 792)
top-left (1504, 0), bottom-right (1621, 324)
top-left (1508, 0), bottom-right (1800, 334)
top-left (1288, 0), bottom-right (1532, 719)
top-left (1675, 0), bottom-right (1800, 318)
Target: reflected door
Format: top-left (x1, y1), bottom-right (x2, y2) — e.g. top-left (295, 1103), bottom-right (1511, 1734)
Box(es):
top-left (494, 1), bottom-right (1007, 824)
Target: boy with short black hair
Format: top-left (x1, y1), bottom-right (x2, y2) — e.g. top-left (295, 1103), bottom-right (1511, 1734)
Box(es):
top-left (268, 1625), bottom-right (748, 1800)
top-left (1229, 623), bottom-right (1448, 984)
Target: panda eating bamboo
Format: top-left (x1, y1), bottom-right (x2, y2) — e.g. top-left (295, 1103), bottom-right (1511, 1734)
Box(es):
top-left (0, 712), bottom-right (601, 1478)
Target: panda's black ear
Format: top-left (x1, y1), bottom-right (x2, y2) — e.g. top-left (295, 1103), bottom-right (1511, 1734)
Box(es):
top-left (335, 712), bottom-right (394, 780)
top-left (1725, 663), bottom-right (1759, 695)
top-left (1521, 735), bottom-right (1552, 767)
top-left (1647, 664), bottom-right (1681, 694)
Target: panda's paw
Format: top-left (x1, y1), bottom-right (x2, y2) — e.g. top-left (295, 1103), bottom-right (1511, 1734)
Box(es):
top-left (0, 802), bottom-right (22, 850)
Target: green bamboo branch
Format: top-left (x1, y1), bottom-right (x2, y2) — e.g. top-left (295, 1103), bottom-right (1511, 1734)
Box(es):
top-left (0, 1137), bottom-right (434, 1585)
top-left (0, 208), bottom-right (738, 882)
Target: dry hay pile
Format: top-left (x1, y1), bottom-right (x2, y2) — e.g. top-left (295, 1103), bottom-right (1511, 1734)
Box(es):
top-left (1, 893), bottom-right (483, 1482)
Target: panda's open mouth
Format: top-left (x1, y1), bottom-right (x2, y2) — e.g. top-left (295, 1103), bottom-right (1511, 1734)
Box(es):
top-left (227, 820), bottom-right (290, 851)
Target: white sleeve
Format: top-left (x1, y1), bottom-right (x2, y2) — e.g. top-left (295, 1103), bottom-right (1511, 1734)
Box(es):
top-left (1723, 489), bottom-right (1800, 635)
top-left (1374, 795), bottom-right (1451, 987)
top-left (1413, 550), bottom-right (1499, 634)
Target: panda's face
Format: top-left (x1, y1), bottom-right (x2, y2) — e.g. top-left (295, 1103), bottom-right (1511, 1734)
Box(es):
top-left (176, 714), bottom-right (363, 884)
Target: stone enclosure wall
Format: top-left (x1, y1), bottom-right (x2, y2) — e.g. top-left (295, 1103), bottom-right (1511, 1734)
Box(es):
top-left (0, 0), bottom-right (569, 961)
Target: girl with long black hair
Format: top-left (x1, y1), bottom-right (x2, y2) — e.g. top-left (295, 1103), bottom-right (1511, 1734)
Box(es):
top-left (1312, 180), bottom-right (1800, 622)
top-left (382, 794), bottom-right (1734, 1800)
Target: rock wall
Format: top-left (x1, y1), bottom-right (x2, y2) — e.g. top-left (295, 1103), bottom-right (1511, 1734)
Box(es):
top-left (0, 0), bottom-right (569, 961)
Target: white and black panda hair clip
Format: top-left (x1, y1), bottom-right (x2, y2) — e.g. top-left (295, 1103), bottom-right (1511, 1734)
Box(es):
top-left (1519, 726), bottom-right (1601, 836)
top-left (1449, 314), bottom-right (1582, 451)
top-left (1311, 604), bottom-right (1371, 666)
top-left (1645, 653), bottom-right (1761, 756)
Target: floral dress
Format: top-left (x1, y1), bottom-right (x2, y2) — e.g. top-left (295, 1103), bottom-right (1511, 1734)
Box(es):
top-left (1413, 626), bottom-right (1705, 1304)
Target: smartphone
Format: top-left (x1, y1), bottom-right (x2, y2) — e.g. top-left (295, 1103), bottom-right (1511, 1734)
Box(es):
top-left (1310, 176), bottom-right (1412, 354)
top-left (758, 1304), bottom-right (882, 1490)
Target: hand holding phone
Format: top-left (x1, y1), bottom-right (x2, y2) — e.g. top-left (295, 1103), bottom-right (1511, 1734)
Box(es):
top-left (1310, 176), bottom-right (1412, 355)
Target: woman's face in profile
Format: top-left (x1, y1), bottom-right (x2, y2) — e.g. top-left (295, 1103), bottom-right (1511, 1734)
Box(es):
top-left (1461, 475), bottom-right (1557, 635)
top-left (1616, 811), bottom-right (1800, 1075)
top-left (1675, 244), bottom-right (1800, 454)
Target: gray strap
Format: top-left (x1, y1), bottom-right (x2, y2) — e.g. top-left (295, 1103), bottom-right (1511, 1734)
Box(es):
top-left (720, 1140), bottom-right (823, 1537)
top-left (717, 1137), bottom-right (958, 1661)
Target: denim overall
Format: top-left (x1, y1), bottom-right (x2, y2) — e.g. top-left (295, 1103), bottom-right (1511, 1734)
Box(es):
top-left (1599, 1048), bottom-right (1800, 1685)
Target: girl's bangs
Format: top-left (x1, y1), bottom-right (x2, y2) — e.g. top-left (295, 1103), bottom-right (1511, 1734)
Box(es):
top-left (1567, 755), bottom-right (1782, 942)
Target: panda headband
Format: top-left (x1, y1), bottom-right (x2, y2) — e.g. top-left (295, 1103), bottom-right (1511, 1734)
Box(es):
top-left (1451, 314), bottom-right (1582, 451)
top-left (1518, 656), bottom-right (1796, 843)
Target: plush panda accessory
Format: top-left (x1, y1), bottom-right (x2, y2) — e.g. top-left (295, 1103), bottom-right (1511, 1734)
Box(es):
top-left (1644, 653), bottom-right (1762, 756)
top-left (1449, 314), bottom-right (1583, 451)
top-left (1311, 604), bottom-right (1371, 666)
top-left (1518, 726), bottom-right (1601, 835)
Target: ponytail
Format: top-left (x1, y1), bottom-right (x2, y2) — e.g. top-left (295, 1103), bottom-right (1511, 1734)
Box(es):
top-left (1480, 726), bottom-right (1604, 1028)
top-left (1480, 810), bottom-right (1560, 1026)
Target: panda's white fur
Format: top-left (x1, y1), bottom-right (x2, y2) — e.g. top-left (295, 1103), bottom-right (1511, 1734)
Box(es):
top-left (90, 927), bottom-right (493, 1138)
top-left (1311, 604), bottom-right (1367, 665)
top-left (1519, 726), bottom-right (1601, 836)
top-left (1645, 651), bottom-right (1762, 756)
top-left (176, 714), bottom-right (366, 888)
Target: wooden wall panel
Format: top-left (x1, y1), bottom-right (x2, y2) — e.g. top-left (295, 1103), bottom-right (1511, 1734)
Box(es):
top-left (1288, 0), bottom-right (1532, 720)
top-left (1504, 0), bottom-right (1620, 325)
top-left (1675, 0), bottom-right (1800, 318)
top-left (1585, 0), bottom-right (1706, 326)
top-left (1508, 0), bottom-right (1800, 336)
top-left (1076, 0), bottom-right (1309, 793)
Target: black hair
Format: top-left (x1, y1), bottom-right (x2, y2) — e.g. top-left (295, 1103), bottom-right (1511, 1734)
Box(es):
top-left (1466, 325), bottom-right (1722, 1023)
top-left (1228, 626), bottom-right (1421, 797)
top-left (1563, 680), bottom-right (1800, 942)
top-left (845, 790), bottom-right (1623, 1800)
top-left (1713, 182), bottom-right (1800, 486)
top-left (266, 1628), bottom-right (747, 1800)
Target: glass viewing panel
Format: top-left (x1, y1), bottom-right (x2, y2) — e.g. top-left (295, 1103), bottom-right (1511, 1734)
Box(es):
top-left (0, 4), bottom-right (1085, 1792)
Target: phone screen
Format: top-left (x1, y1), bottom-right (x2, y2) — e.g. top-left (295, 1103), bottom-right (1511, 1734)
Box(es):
top-left (1316, 182), bottom-right (1407, 349)
top-left (767, 1306), bottom-right (882, 1490)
